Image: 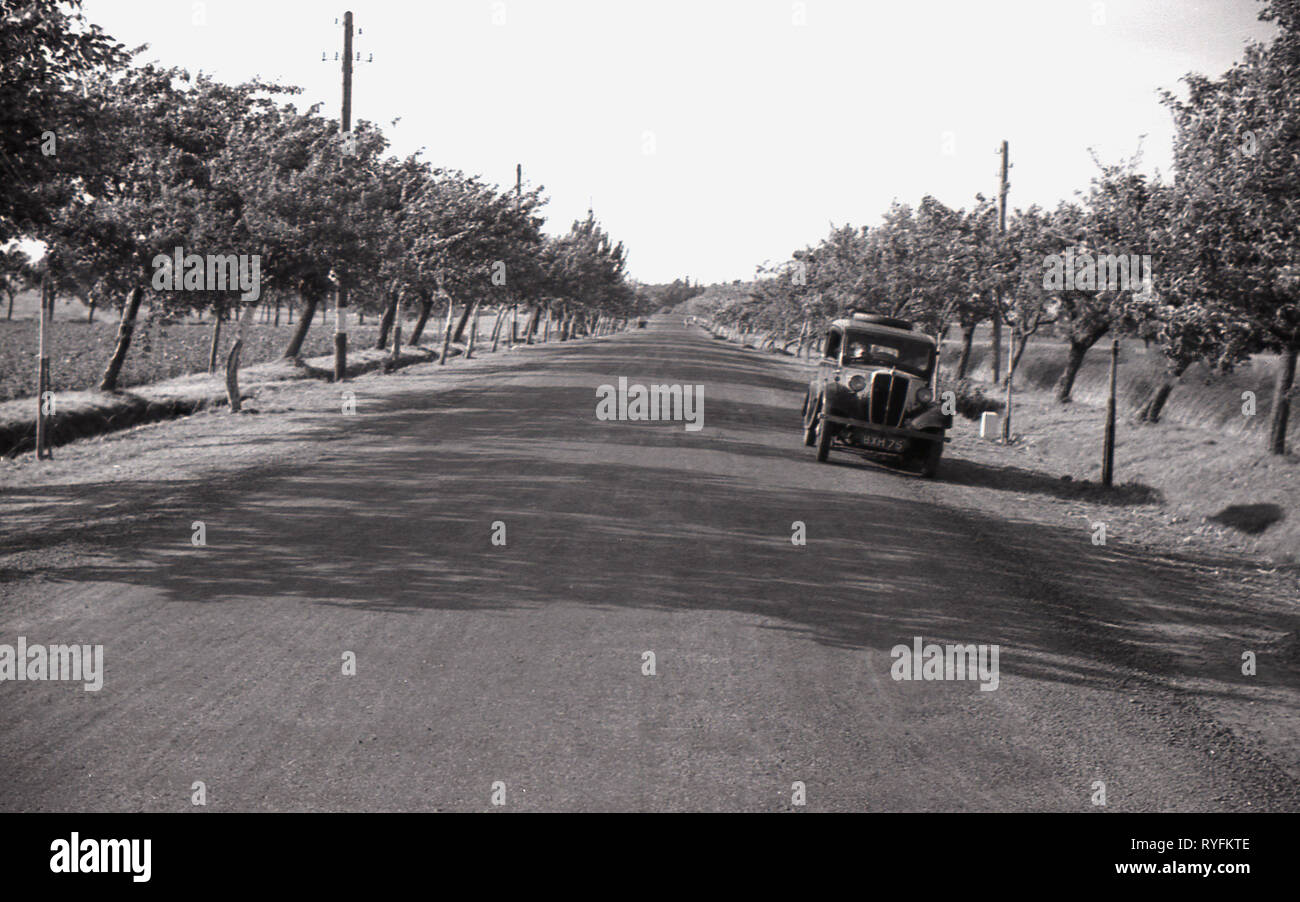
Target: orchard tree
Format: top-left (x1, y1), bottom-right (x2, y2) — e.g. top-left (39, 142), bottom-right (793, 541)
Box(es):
top-left (995, 206), bottom-right (1061, 386)
top-left (1047, 155), bottom-right (1163, 403)
top-left (222, 104), bottom-right (388, 359)
top-left (34, 64), bottom-right (297, 390)
top-left (0, 246), bottom-right (34, 319)
top-left (948, 197), bottom-right (1003, 379)
top-left (0, 0), bottom-right (127, 242)
top-left (1159, 0), bottom-right (1300, 452)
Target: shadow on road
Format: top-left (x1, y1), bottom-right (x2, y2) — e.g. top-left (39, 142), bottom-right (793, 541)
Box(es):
top-left (942, 457), bottom-right (1163, 506)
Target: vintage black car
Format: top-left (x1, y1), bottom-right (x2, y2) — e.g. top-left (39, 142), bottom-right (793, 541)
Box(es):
top-left (800, 312), bottom-right (951, 477)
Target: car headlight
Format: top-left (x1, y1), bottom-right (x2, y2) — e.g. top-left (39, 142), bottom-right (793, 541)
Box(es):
top-left (848, 374), bottom-right (867, 392)
top-left (916, 387), bottom-right (932, 404)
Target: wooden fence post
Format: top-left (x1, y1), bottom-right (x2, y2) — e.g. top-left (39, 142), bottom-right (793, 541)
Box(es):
top-left (1102, 339), bottom-right (1119, 486)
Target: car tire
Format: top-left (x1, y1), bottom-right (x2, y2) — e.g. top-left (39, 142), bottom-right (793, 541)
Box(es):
top-left (803, 395), bottom-right (819, 446)
top-left (815, 410), bottom-right (832, 462)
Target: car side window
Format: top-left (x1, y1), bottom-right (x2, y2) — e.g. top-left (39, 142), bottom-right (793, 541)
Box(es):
top-left (823, 330), bottom-right (841, 361)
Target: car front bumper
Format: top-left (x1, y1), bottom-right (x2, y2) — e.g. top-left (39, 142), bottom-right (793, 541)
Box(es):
top-left (820, 413), bottom-right (951, 444)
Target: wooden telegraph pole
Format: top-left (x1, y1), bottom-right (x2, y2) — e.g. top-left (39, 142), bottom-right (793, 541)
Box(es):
top-left (512, 164), bottom-right (525, 346)
top-left (1102, 339), bottom-right (1119, 486)
top-left (35, 269), bottom-right (52, 460)
top-left (333, 10), bottom-right (354, 382)
top-left (992, 140), bottom-right (1008, 386)
top-left (1000, 333), bottom-right (1014, 442)
top-left (997, 140), bottom-right (1013, 442)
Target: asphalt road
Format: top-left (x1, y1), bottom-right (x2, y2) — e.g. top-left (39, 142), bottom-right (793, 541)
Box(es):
top-left (1, 316), bottom-right (1296, 811)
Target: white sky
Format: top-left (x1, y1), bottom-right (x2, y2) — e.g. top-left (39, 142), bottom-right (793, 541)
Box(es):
top-left (80, 0), bottom-right (1275, 284)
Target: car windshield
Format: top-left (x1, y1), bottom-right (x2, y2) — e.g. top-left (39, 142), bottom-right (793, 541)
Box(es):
top-left (842, 332), bottom-right (933, 376)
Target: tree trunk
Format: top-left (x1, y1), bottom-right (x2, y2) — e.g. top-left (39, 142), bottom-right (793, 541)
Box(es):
top-left (87, 300), bottom-right (95, 324)
top-left (207, 303), bottom-right (224, 374)
top-left (282, 293), bottom-right (318, 358)
top-left (1138, 382), bottom-right (1174, 424)
top-left (5, 290), bottom-right (14, 320)
top-left (451, 300), bottom-right (473, 344)
top-left (225, 303), bottom-right (255, 413)
top-left (524, 306), bottom-right (539, 343)
top-left (376, 289), bottom-right (398, 349)
top-left (387, 291), bottom-right (404, 371)
top-left (223, 343), bottom-right (241, 413)
top-left (99, 286), bottom-right (144, 392)
top-left (1268, 345), bottom-right (1297, 455)
top-left (1053, 341), bottom-right (1087, 403)
top-left (408, 296), bottom-right (433, 345)
top-left (956, 319), bottom-right (976, 379)
top-left (464, 301), bottom-right (481, 359)
top-left (1137, 361), bottom-right (1188, 423)
top-left (1054, 327), bottom-right (1108, 403)
top-left (490, 306), bottom-right (506, 352)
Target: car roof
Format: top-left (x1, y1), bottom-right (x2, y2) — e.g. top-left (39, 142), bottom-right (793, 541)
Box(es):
top-left (830, 320), bottom-right (935, 346)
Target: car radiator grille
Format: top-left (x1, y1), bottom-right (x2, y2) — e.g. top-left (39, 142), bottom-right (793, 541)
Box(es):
top-left (868, 372), bottom-right (908, 428)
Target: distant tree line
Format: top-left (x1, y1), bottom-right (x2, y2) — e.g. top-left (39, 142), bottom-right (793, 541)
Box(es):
top-left (633, 277), bottom-right (705, 313)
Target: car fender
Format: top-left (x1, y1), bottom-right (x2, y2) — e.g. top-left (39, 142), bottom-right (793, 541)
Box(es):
top-left (910, 405), bottom-right (952, 431)
top-left (822, 380), bottom-right (860, 418)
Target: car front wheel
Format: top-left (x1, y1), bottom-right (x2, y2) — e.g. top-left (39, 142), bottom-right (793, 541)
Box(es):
top-left (803, 395), bottom-right (819, 446)
top-left (815, 411), bottom-right (833, 462)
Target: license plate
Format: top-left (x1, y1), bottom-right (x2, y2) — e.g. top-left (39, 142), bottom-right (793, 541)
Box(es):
top-left (860, 434), bottom-right (904, 452)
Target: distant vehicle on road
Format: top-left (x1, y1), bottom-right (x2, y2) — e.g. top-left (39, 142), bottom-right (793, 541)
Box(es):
top-left (800, 311), bottom-right (951, 477)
